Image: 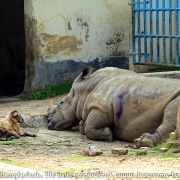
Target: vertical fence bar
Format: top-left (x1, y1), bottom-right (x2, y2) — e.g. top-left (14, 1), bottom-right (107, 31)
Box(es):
top-left (132, 0), bottom-right (136, 64)
top-left (156, 0), bottom-right (160, 64)
top-left (175, 0), bottom-right (179, 66)
top-left (144, 0), bottom-right (148, 62)
top-left (169, 0), bottom-right (173, 65)
top-left (162, 0), bottom-right (166, 64)
top-left (150, 0), bottom-right (154, 64)
top-left (137, 0), bottom-right (142, 63)
top-left (131, 0), bottom-right (180, 66)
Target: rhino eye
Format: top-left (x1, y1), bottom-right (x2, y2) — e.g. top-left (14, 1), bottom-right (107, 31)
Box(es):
top-left (59, 101), bottom-right (64, 105)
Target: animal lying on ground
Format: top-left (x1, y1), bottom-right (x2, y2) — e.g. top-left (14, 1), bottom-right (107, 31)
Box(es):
top-left (0, 110), bottom-right (36, 141)
top-left (48, 66), bottom-right (180, 147)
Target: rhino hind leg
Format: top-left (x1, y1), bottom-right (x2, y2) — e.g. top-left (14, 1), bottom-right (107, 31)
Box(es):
top-left (134, 96), bottom-right (180, 147)
top-left (134, 133), bottom-right (156, 147)
top-left (84, 109), bottom-right (113, 142)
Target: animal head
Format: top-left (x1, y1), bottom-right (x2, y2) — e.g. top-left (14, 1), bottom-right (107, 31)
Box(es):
top-left (47, 66), bottom-right (93, 130)
top-left (47, 99), bottom-right (57, 116)
top-left (47, 95), bottom-right (79, 130)
top-left (9, 110), bottom-right (24, 123)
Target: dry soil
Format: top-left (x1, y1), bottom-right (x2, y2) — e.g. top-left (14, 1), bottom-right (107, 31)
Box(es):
top-left (0, 95), bottom-right (180, 180)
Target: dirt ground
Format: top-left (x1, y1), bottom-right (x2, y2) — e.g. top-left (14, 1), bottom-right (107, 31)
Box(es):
top-left (0, 95), bottom-right (180, 180)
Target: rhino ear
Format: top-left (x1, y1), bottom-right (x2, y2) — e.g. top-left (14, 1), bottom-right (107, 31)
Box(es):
top-left (77, 66), bottom-right (93, 79)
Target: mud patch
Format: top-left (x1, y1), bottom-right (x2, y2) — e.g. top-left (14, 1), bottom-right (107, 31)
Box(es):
top-left (40, 34), bottom-right (82, 56)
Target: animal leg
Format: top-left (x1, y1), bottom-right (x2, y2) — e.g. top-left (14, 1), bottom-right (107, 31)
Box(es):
top-left (0, 137), bottom-right (7, 141)
top-left (134, 96), bottom-right (180, 147)
top-left (79, 120), bottom-right (85, 135)
top-left (7, 129), bottom-right (20, 139)
top-left (21, 132), bottom-right (37, 137)
top-left (84, 109), bottom-right (113, 142)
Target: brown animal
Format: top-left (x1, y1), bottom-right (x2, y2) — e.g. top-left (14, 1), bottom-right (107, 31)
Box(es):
top-left (0, 110), bottom-right (36, 141)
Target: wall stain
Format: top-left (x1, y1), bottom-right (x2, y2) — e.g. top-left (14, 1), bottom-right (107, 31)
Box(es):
top-left (82, 22), bottom-right (89, 29)
top-left (38, 14), bottom-right (67, 34)
top-left (85, 29), bottom-right (90, 41)
top-left (102, 0), bottom-right (113, 12)
top-left (40, 33), bottom-right (83, 55)
top-left (106, 30), bottom-right (124, 45)
top-left (24, 15), bottom-right (43, 92)
top-left (77, 18), bottom-right (83, 26)
top-left (76, 17), bottom-right (90, 41)
top-left (106, 28), bottom-right (125, 56)
top-left (68, 21), bottom-right (72, 30)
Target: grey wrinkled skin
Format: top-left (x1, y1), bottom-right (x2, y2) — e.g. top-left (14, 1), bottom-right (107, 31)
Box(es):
top-left (48, 66), bottom-right (180, 147)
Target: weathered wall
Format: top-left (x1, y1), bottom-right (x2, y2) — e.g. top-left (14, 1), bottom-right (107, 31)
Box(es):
top-left (24, 0), bottom-right (131, 91)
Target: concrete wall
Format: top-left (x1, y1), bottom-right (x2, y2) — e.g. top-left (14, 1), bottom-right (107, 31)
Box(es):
top-left (24, 0), bottom-right (131, 92)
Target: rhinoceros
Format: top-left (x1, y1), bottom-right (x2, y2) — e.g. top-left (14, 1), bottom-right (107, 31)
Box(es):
top-left (48, 66), bottom-right (180, 147)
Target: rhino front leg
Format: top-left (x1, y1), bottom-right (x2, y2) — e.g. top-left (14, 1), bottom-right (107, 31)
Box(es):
top-left (79, 120), bottom-right (85, 135)
top-left (134, 97), bottom-right (180, 147)
top-left (84, 109), bottom-right (113, 142)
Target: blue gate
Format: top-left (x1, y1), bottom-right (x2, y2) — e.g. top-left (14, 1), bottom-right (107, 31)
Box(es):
top-left (131, 0), bottom-right (180, 66)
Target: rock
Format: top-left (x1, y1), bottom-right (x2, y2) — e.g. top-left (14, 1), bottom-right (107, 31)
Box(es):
top-left (159, 148), bottom-right (168, 152)
top-left (172, 149), bottom-right (180, 153)
top-left (132, 146), bottom-right (138, 149)
top-left (140, 147), bottom-right (150, 150)
top-left (136, 149), bottom-right (147, 155)
top-left (88, 151), bottom-right (97, 157)
top-left (168, 140), bottom-right (180, 146)
top-left (83, 149), bottom-right (103, 156)
top-left (124, 144), bottom-right (136, 149)
top-left (95, 150), bottom-right (103, 156)
top-left (111, 148), bottom-right (128, 155)
top-left (83, 149), bottom-right (89, 155)
top-left (169, 132), bottom-right (177, 139)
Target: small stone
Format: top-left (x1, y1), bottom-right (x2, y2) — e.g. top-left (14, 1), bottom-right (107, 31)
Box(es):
top-left (136, 149), bottom-right (147, 155)
top-left (159, 148), bottom-right (168, 152)
top-left (83, 149), bottom-right (103, 156)
top-left (140, 147), bottom-right (150, 150)
top-left (131, 146), bottom-right (138, 149)
top-left (111, 148), bottom-right (128, 155)
top-left (95, 150), bottom-right (103, 156)
top-left (168, 140), bottom-right (180, 146)
top-left (83, 149), bottom-right (89, 155)
top-left (172, 149), bottom-right (180, 153)
top-left (169, 132), bottom-right (177, 139)
top-left (124, 144), bottom-right (136, 148)
top-left (88, 151), bottom-right (97, 157)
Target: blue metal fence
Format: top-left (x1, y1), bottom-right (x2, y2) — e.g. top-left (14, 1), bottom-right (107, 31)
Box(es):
top-left (131, 0), bottom-right (180, 66)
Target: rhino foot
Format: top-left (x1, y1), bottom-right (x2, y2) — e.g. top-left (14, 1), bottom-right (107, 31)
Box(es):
top-left (134, 133), bottom-right (156, 148)
top-left (79, 126), bottom-right (85, 135)
top-left (104, 127), bottom-right (113, 142)
top-left (85, 126), bottom-right (113, 142)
